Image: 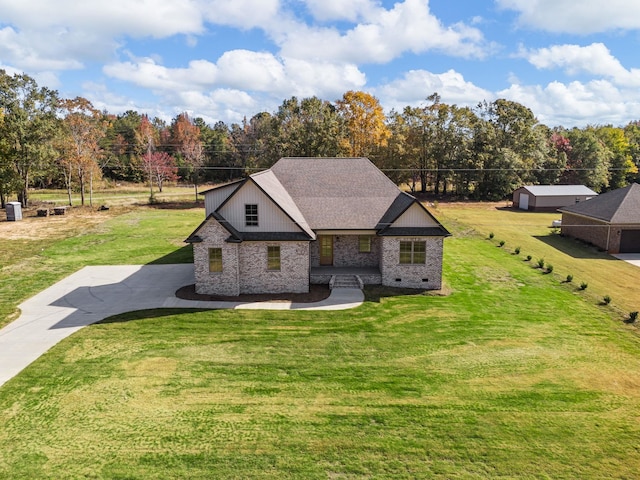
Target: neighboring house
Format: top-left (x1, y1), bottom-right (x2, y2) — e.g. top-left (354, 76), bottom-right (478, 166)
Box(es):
top-left (559, 183), bottom-right (640, 254)
top-left (512, 185), bottom-right (597, 211)
top-left (185, 157), bottom-right (450, 296)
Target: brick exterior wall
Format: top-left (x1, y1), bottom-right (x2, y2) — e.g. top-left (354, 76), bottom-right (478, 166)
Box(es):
top-left (380, 237), bottom-right (444, 290)
top-left (193, 219), bottom-right (240, 296)
top-left (561, 213), bottom-right (617, 252)
top-left (310, 235), bottom-right (380, 267)
top-left (193, 218), bottom-right (310, 295)
top-left (238, 241), bottom-right (309, 294)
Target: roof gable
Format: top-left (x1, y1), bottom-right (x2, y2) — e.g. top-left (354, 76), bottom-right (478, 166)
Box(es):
top-left (559, 183), bottom-right (640, 223)
top-left (376, 192), bottom-right (450, 236)
top-left (217, 177), bottom-right (315, 238)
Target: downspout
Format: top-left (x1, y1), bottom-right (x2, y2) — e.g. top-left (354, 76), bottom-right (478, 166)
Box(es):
top-left (606, 224), bottom-right (611, 252)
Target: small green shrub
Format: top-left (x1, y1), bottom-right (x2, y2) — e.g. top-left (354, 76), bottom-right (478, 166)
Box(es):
top-left (566, 274), bottom-right (573, 283)
top-left (489, 232), bottom-right (494, 239)
top-left (499, 240), bottom-right (505, 247)
top-left (603, 295), bottom-right (611, 305)
top-left (514, 246), bottom-right (521, 255)
top-left (580, 282), bottom-right (588, 290)
top-left (526, 255), bottom-right (532, 261)
top-left (546, 264), bottom-right (553, 273)
top-left (537, 258), bottom-right (545, 269)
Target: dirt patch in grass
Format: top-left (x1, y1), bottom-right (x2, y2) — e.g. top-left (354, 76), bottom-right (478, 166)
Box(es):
top-left (175, 283), bottom-right (331, 303)
top-left (0, 205), bottom-right (128, 240)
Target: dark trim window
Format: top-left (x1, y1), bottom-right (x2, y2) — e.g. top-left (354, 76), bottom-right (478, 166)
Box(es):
top-left (399, 241), bottom-right (426, 264)
top-left (209, 248), bottom-right (223, 272)
top-left (267, 245), bottom-right (281, 271)
top-left (359, 235), bottom-right (371, 253)
top-left (245, 204), bottom-right (258, 226)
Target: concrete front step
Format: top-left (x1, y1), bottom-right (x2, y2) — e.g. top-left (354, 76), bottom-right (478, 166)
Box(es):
top-left (330, 275), bottom-right (362, 290)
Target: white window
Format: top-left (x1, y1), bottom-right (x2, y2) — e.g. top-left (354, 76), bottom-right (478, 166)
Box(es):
top-left (245, 204), bottom-right (258, 226)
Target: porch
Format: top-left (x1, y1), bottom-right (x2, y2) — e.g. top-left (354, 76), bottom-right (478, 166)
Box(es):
top-left (310, 266), bottom-right (381, 286)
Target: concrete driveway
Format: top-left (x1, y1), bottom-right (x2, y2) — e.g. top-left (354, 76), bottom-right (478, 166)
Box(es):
top-left (613, 253), bottom-right (640, 267)
top-left (0, 264), bottom-right (363, 388)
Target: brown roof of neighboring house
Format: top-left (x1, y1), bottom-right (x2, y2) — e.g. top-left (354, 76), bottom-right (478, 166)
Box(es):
top-left (559, 183), bottom-right (640, 223)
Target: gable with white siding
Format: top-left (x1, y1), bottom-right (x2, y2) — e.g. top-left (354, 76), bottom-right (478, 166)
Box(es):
top-left (217, 180), bottom-right (305, 233)
top-left (390, 202), bottom-right (439, 228)
top-left (204, 181), bottom-right (242, 216)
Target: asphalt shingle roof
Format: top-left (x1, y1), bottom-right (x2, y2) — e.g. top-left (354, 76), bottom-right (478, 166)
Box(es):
top-left (270, 157), bottom-right (403, 230)
top-left (559, 183), bottom-right (640, 223)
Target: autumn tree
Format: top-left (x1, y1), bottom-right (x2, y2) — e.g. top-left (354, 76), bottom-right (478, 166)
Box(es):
top-left (170, 113), bottom-right (204, 201)
top-left (141, 151), bottom-right (178, 196)
top-left (59, 97), bottom-right (107, 206)
top-left (596, 126), bottom-right (637, 190)
top-left (336, 90), bottom-right (390, 157)
top-left (0, 70), bottom-right (59, 207)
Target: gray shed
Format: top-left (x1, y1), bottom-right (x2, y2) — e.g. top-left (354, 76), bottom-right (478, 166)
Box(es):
top-left (512, 185), bottom-right (597, 212)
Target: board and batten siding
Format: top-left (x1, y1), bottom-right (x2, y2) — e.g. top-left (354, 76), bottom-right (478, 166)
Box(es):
top-left (218, 181), bottom-right (302, 233)
top-left (204, 183), bottom-right (241, 216)
top-left (391, 203), bottom-right (439, 228)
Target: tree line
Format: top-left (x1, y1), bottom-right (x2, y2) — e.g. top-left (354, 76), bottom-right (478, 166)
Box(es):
top-left (1, 70), bottom-right (639, 208)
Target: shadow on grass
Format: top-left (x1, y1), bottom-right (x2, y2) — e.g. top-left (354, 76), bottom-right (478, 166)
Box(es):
top-left (534, 234), bottom-right (615, 260)
top-left (147, 245), bottom-right (193, 264)
top-left (135, 200), bottom-right (204, 210)
top-left (97, 308), bottom-right (209, 325)
top-left (364, 285), bottom-right (450, 303)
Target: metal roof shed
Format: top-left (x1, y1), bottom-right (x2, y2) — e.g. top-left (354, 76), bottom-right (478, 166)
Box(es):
top-left (512, 185), bottom-right (598, 211)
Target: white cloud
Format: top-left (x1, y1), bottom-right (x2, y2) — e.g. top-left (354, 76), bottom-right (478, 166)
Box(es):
top-left (499, 80), bottom-right (638, 127)
top-left (522, 43), bottom-right (640, 87)
top-left (376, 69), bottom-right (493, 111)
top-left (104, 50), bottom-right (365, 99)
top-left (101, 51), bottom-right (367, 123)
top-left (278, 0), bottom-right (490, 63)
top-left (496, 0), bottom-right (640, 33)
top-left (0, 0), bottom-right (204, 37)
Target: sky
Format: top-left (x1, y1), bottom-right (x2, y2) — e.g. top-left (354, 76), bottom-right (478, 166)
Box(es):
top-left (1, 0), bottom-right (640, 128)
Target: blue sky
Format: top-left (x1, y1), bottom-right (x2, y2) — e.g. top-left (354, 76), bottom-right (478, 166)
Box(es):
top-left (1, 0), bottom-right (639, 127)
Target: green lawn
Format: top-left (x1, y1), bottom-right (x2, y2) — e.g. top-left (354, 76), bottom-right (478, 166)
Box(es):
top-left (437, 201), bottom-right (640, 315)
top-left (1, 204), bottom-right (640, 478)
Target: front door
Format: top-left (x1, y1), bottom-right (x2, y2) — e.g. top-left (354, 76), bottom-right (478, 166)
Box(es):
top-left (319, 235), bottom-right (333, 266)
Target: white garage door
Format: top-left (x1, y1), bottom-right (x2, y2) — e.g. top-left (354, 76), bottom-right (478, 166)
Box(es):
top-left (519, 193), bottom-right (529, 210)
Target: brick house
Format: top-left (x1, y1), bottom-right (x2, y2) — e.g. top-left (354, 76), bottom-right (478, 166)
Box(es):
top-left (185, 157), bottom-right (450, 296)
top-left (559, 183), bottom-right (640, 254)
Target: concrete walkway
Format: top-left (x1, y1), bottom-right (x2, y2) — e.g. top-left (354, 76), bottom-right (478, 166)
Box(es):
top-left (613, 253), bottom-right (640, 267)
top-left (0, 264), bottom-right (364, 388)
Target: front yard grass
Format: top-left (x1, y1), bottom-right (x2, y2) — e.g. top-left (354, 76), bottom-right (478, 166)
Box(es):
top-left (1, 204), bottom-right (640, 478)
top-left (437, 202), bottom-right (640, 315)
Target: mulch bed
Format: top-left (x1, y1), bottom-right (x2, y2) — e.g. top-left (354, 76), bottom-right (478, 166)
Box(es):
top-left (175, 284), bottom-right (331, 303)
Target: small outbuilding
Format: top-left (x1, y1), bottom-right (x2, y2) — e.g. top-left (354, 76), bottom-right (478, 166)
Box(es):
top-left (559, 183), bottom-right (640, 254)
top-left (512, 185), bottom-right (597, 211)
